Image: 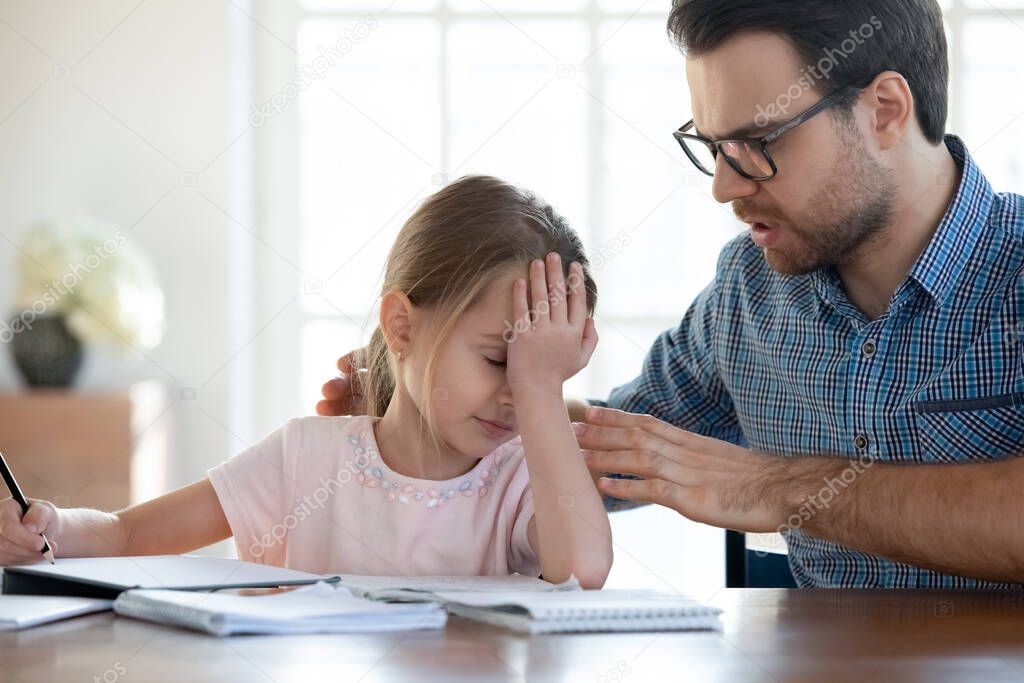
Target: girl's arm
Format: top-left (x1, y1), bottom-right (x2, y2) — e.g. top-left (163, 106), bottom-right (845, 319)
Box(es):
top-left (509, 255), bottom-right (613, 589)
top-left (520, 390), bottom-right (613, 588)
top-left (0, 479), bottom-right (231, 563)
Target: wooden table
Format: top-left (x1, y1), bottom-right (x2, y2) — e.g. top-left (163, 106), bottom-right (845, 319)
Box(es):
top-left (2, 589), bottom-right (1024, 682)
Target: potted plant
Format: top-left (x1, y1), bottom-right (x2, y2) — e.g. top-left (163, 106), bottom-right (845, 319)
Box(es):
top-left (6, 218), bottom-right (165, 388)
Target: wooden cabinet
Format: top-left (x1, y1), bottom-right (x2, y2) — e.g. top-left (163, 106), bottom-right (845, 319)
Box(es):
top-left (0, 382), bottom-right (170, 512)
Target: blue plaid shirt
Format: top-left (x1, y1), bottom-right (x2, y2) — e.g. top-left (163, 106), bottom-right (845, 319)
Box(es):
top-left (598, 135), bottom-right (1024, 588)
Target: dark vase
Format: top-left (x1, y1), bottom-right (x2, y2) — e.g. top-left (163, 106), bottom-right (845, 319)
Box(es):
top-left (10, 313), bottom-right (84, 388)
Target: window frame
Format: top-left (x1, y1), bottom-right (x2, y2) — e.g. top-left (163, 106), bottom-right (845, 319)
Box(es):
top-left (249, 0), bottom-right (1024, 586)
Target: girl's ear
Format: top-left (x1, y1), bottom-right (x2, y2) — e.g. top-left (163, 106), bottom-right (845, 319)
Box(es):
top-left (379, 290), bottom-right (415, 355)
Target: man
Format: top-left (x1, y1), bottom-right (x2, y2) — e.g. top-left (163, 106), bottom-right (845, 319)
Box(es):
top-left (321, 0), bottom-right (1024, 588)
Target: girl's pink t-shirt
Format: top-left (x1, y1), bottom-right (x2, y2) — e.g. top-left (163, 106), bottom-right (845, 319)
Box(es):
top-left (207, 415), bottom-right (539, 577)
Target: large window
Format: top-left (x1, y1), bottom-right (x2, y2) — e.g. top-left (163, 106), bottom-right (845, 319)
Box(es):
top-left (258, 0), bottom-right (1024, 596)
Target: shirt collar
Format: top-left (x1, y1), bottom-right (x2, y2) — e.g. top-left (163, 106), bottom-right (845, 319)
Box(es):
top-left (905, 134), bottom-right (994, 308)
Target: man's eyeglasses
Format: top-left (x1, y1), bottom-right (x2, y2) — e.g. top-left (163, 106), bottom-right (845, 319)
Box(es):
top-left (673, 87), bottom-right (858, 182)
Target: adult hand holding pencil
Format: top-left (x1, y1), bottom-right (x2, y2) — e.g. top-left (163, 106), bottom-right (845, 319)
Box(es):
top-left (0, 449), bottom-right (55, 564)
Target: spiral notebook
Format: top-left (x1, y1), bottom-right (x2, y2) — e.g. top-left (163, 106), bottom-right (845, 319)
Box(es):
top-left (113, 582), bottom-right (446, 636)
top-left (435, 589), bottom-right (722, 634)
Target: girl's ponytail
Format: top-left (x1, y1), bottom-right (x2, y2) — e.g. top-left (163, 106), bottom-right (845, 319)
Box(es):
top-left (363, 326), bottom-right (394, 418)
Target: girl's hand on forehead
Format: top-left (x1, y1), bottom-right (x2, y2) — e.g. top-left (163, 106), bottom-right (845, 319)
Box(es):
top-left (506, 252), bottom-right (598, 397)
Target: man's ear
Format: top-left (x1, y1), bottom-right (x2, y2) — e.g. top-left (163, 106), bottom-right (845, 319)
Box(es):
top-left (379, 290), bottom-right (415, 355)
top-left (863, 70), bottom-right (914, 151)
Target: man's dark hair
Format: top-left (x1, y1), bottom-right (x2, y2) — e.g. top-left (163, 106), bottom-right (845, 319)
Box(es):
top-left (667, 0), bottom-right (949, 144)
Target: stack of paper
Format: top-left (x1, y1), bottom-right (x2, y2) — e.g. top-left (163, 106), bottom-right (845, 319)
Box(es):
top-left (113, 582), bottom-right (446, 636)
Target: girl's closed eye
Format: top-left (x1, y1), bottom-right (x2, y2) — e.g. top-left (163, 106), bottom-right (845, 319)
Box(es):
top-left (484, 356), bottom-right (507, 368)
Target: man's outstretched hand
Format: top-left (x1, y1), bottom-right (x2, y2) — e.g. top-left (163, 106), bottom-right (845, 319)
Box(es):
top-left (316, 350), bottom-right (366, 416)
top-left (577, 406), bottom-right (813, 533)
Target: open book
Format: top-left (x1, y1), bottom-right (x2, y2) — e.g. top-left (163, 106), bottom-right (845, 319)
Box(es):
top-left (435, 589), bottom-right (723, 634)
top-left (337, 574), bottom-right (580, 602)
top-left (112, 582), bottom-right (446, 636)
top-left (336, 575), bottom-right (721, 634)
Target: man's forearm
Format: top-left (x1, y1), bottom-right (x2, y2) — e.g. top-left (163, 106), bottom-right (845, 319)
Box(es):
top-left (785, 454), bottom-right (1024, 584)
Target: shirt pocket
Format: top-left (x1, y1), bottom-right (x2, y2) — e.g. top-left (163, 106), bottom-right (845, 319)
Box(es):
top-left (914, 393), bottom-right (1024, 462)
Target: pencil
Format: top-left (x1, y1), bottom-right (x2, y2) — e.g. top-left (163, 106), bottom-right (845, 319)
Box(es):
top-left (0, 449), bottom-right (55, 564)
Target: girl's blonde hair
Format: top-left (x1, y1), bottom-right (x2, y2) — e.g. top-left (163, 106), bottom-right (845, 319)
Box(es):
top-left (361, 175), bottom-right (598, 438)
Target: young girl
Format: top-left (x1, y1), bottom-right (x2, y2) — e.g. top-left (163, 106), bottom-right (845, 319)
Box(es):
top-left (0, 176), bottom-right (613, 588)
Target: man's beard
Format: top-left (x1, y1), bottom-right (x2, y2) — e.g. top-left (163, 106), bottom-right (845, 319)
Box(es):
top-left (735, 138), bottom-right (897, 276)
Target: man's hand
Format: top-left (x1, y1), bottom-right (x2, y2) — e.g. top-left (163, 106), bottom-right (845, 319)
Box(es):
top-left (576, 406), bottom-right (830, 533)
top-left (316, 350), bottom-right (367, 416)
top-left (577, 409), bottom-right (1024, 585)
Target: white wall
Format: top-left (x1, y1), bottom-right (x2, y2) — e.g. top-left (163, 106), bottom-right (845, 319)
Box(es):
top-left (0, 0), bottom-right (243, 494)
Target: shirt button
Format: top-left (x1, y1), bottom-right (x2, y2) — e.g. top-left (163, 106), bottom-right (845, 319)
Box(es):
top-left (862, 340), bottom-right (877, 357)
top-left (854, 434), bottom-right (869, 450)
